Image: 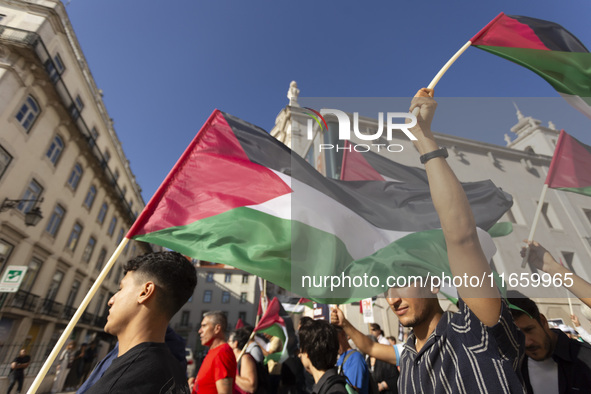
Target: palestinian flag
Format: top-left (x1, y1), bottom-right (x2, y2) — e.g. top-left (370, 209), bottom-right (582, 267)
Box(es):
top-left (546, 129), bottom-right (591, 196)
top-left (235, 318), bottom-right (244, 330)
top-left (253, 297), bottom-right (289, 364)
top-left (127, 110), bottom-right (512, 302)
top-left (282, 298), bottom-right (314, 314)
top-left (471, 13), bottom-right (591, 119)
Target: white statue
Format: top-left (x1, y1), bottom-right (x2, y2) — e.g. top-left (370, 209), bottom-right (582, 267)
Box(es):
top-left (287, 81), bottom-right (300, 107)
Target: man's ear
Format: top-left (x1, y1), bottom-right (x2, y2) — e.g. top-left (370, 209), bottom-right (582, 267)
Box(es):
top-left (137, 281), bottom-right (156, 304)
top-left (213, 323), bottom-right (222, 335)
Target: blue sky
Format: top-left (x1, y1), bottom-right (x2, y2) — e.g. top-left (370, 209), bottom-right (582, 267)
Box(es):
top-left (64, 0), bottom-right (591, 202)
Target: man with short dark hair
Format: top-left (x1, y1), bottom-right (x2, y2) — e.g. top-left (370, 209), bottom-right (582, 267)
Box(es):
top-left (508, 290), bottom-right (591, 393)
top-left (298, 319), bottom-right (347, 394)
top-left (191, 311), bottom-right (236, 394)
top-left (369, 324), bottom-right (389, 346)
top-left (85, 251), bottom-right (197, 394)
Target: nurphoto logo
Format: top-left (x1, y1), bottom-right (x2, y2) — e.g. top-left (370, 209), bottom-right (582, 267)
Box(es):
top-left (303, 107), bottom-right (417, 153)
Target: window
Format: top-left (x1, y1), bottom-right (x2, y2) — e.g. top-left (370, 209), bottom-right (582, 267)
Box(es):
top-left (539, 202), bottom-right (563, 230)
top-left (238, 312), bottom-right (246, 322)
top-left (45, 204), bottom-right (66, 237)
top-left (82, 236), bottom-right (96, 263)
top-left (206, 272), bottom-right (214, 282)
top-left (67, 163), bottom-right (83, 190)
top-left (113, 169), bottom-right (120, 182)
top-left (240, 292), bottom-right (247, 304)
top-left (224, 273), bottom-right (232, 283)
top-left (70, 95), bottom-right (84, 119)
top-left (107, 216), bottom-right (117, 236)
top-left (45, 270), bottom-right (64, 301)
top-left (15, 95), bottom-right (40, 132)
top-left (45, 53), bottom-right (65, 83)
top-left (222, 291), bottom-right (230, 304)
top-left (561, 251), bottom-right (576, 272)
top-left (97, 202), bottom-right (108, 224)
top-left (89, 127), bottom-right (99, 148)
top-left (584, 209), bottom-right (591, 226)
top-left (0, 145), bottom-right (12, 180)
top-left (112, 264), bottom-right (122, 283)
top-left (53, 53), bottom-right (65, 74)
top-left (203, 290), bottom-right (212, 303)
top-left (45, 135), bottom-right (64, 165)
top-left (116, 228), bottom-right (124, 244)
top-left (83, 185), bottom-right (97, 209)
top-left (180, 311), bottom-right (190, 326)
top-left (66, 222), bottom-right (83, 251)
top-left (128, 200), bottom-right (133, 210)
top-left (102, 150), bottom-right (111, 166)
top-left (95, 248), bottom-right (107, 272)
top-left (18, 179), bottom-right (43, 213)
top-left (242, 274), bottom-right (249, 284)
top-left (65, 279), bottom-right (80, 308)
top-left (121, 186), bottom-right (127, 198)
top-left (20, 257), bottom-right (42, 292)
top-left (93, 292), bottom-right (105, 316)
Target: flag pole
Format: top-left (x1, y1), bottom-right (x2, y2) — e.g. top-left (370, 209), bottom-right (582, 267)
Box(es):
top-left (411, 40), bottom-right (472, 116)
top-left (520, 184), bottom-right (549, 268)
top-left (27, 238), bottom-right (130, 394)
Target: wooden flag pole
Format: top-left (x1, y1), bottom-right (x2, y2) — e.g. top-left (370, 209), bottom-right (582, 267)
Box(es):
top-left (27, 238), bottom-right (129, 394)
top-left (520, 184), bottom-right (549, 268)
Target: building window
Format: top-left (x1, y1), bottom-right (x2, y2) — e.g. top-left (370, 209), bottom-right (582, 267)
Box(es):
top-left (0, 145), bottom-right (12, 180)
top-left (46, 270), bottom-right (64, 301)
top-left (45, 204), bottom-right (66, 237)
top-left (66, 222), bottom-right (83, 251)
top-left (65, 279), bottom-right (80, 308)
top-left (102, 150), bottom-right (111, 167)
top-left (67, 163), bottom-right (83, 190)
top-left (18, 179), bottom-right (43, 213)
top-left (113, 169), bottom-right (120, 182)
top-left (95, 248), bottom-right (107, 272)
top-left (584, 209), bottom-right (591, 227)
top-left (70, 95), bottom-right (84, 119)
top-left (121, 186), bottom-right (127, 198)
top-left (20, 257), bottom-right (42, 293)
top-left (180, 311), bottom-right (190, 326)
top-left (203, 290), bottom-right (212, 303)
top-left (89, 126), bottom-right (99, 147)
top-left (561, 251), bottom-right (576, 272)
top-left (539, 202), bottom-right (563, 230)
top-left (46, 135), bottom-right (64, 165)
top-left (113, 265), bottom-right (123, 283)
top-left (83, 185), bottom-right (97, 209)
top-left (45, 53), bottom-right (65, 83)
top-left (206, 272), bottom-right (214, 282)
top-left (15, 95), bottom-right (40, 132)
top-left (222, 291), bottom-right (230, 304)
top-left (107, 216), bottom-right (117, 236)
top-left (97, 202), bottom-right (108, 224)
top-left (238, 311), bottom-right (246, 322)
top-left (224, 273), bottom-right (231, 283)
top-left (242, 274), bottom-right (249, 284)
top-left (82, 236), bottom-right (96, 263)
top-left (116, 228), bottom-right (124, 245)
top-left (240, 292), bottom-right (247, 304)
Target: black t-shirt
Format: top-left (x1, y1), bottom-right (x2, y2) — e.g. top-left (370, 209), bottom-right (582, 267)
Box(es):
top-left (85, 342), bottom-right (190, 394)
top-left (12, 355), bottom-right (31, 377)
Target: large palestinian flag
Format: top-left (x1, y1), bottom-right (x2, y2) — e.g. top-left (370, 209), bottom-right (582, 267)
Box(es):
top-left (127, 110), bottom-right (512, 302)
top-left (471, 13), bottom-right (591, 119)
top-left (546, 129), bottom-right (591, 197)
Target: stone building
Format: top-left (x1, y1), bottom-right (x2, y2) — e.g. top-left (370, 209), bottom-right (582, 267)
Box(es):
top-left (0, 0), bottom-right (151, 389)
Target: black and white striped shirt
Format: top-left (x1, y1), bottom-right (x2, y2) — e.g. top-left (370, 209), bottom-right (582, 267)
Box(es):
top-left (398, 300), bottom-right (526, 394)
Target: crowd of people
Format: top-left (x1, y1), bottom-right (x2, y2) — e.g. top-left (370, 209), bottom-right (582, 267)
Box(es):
top-left (12, 89), bottom-right (591, 394)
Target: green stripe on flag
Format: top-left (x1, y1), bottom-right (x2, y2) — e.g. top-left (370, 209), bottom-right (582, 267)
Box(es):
top-left (474, 46), bottom-right (591, 101)
top-left (553, 186), bottom-right (591, 197)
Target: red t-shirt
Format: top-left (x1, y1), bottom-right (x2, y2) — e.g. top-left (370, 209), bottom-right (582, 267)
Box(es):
top-left (192, 343), bottom-right (237, 394)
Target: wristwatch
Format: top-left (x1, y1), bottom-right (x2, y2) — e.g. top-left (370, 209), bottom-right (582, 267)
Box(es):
top-left (419, 147), bottom-right (448, 164)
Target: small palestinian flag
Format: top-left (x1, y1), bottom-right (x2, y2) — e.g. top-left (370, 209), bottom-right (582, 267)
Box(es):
top-left (471, 13), bottom-right (591, 119)
top-left (253, 297), bottom-right (288, 364)
top-left (127, 110), bottom-right (511, 302)
top-left (546, 130), bottom-right (591, 197)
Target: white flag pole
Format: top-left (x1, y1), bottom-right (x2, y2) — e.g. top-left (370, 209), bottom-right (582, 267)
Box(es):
top-left (27, 238), bottom-right (130, 394)
top-left (411, 40), bottom-right (472, 116)
top-left (520, 184), bottom-right (549, 268)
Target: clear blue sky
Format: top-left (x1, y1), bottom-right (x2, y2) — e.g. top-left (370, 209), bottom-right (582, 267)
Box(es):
top-left (64, 0), bottom-right (591, 202)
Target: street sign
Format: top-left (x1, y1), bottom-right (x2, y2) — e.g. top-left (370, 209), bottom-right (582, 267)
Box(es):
top-left (0, 265), bottom-right (28, 293)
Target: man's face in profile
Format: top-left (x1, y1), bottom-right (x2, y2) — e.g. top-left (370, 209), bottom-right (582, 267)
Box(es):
top-left (104, 271), bottom-right (142, 336)
top-left (385, 279), bottom-right (439, 328)
top-left (198, 316), bottom-right (218, 347)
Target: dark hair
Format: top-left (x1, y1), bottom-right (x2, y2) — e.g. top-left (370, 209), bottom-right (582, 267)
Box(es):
top-left (123, 251), bottom-right (197, 318)
top-left (298, 320), bottom-right (338, 371)
top-left (386, 336), bottom-right (396, 344)
top-left (506, 290), bottom-right (541, 323)
top-left (370, 323), bottom-right (381, 331)
top-left (298, 316), bottom-right (313, 330)
top-left (233, 327), bottom-right (252, 349)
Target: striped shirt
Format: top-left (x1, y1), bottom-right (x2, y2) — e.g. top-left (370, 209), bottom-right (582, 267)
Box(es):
top-left (398, 299), bottom-right (526, 394)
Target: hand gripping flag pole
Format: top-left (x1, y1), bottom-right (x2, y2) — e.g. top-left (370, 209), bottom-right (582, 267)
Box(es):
top-left (27, 238), bottom-right (129, 394)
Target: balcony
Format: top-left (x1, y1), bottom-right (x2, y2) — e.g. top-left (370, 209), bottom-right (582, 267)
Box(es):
top-left (61, 304), bottom-right (77, 320)
top-left (38, 298), bottom-right (63, 318)
top-left (0, 290), bottom-right (39, 312)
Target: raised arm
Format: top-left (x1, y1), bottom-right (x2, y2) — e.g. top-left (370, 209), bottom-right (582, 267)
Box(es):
top-left (410, 88), bottom-right (500, 326)
top-left (330, 307), bottom-right (397, 365)
top-left (522, 239), bottom-right (591, 308)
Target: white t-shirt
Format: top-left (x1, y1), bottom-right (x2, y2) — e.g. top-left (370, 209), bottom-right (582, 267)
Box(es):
top-left (528, 357), bottom-right (559, 394)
